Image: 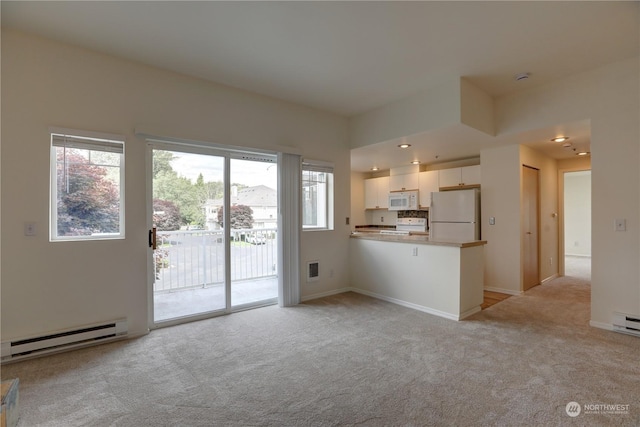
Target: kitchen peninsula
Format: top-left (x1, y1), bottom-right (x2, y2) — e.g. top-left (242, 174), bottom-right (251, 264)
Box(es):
top-left (350, 232), bottom-right (486, 320)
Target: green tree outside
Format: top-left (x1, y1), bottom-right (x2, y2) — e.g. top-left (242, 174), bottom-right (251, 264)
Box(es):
top-left (56, 150), bottom-right (120, 236)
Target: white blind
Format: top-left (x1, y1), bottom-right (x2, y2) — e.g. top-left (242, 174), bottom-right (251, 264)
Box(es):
top-left (51, 134), bottom-right (124, 154)
top-left (302, 159), bottom-right (333, 173)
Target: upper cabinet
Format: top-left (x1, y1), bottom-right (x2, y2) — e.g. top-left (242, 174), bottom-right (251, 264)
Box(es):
top-left (364, 176), bottom-right (390, 209)
top-left (389, 173), bottom-right (419, 192)
top-left (418, 171), bottom-right (439, 208)
top-left (438, 165), bottom-right (481, 189)
top-left (363, 165), bottom-right (479, 210)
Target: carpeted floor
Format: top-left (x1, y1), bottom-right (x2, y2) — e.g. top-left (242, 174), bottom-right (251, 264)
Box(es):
top-left (565, 255), bottom-right (591, 281)
top-left (2, 275), bottom-right (639, 426)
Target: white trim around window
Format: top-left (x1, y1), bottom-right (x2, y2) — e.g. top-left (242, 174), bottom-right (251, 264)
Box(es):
top-left (49, 128), bottom-right (126, 242)
top-left (302, 159), bottom-right (334, 231)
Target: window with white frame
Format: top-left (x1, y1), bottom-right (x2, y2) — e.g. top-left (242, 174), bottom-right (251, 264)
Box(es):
top-left (302, 160), bottom-right (334, 230)
top-left (50, 131), bottom-right (125, 241)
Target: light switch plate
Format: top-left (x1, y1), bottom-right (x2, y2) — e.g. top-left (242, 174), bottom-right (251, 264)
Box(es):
top-left (24, 222), bottom-right (37, 236)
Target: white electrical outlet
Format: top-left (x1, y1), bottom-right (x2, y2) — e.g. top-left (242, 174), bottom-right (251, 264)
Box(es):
top-left (24, 222), bottom-right (37, 236)
top-left (412, 247), bottom-right (418, 256)
top-left (614, 219), bottom-right (626, 232)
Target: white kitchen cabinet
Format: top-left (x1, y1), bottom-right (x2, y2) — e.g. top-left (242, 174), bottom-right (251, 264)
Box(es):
top-left (438, 165), bottom-right (481, 188)
top-left (364, 176), bottom-right (389, 209)
top-left (389, 173), bottom-right (419, 192)
top-left (418, 170), bottom-right (439, 208)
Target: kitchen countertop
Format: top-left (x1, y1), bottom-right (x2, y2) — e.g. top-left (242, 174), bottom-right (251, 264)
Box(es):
top-left (353, 227), bottom-right (429, 236)
top-left (350, 231), bottom-right (486, 248)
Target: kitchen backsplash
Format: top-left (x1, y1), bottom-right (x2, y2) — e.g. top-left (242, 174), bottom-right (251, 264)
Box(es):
top-left (363, 209), bottom-right (428, 226)
top-left (397, 210), bottom-right (428, 219)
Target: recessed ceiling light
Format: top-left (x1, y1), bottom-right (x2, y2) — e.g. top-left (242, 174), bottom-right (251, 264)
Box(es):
top-left (398, 144), bottom-right (411, 148)
top-left (371, 167), bottom-right (379, 171)
top-left (551, 136), bottom-right (569, 143)
top-left (576, 151), bottom-right (590, 156)
top-left (411, 160), bottom-right (420, 165)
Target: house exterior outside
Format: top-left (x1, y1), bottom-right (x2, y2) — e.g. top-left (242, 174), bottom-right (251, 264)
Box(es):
top-left (204, 185), bottom-right (277, 231)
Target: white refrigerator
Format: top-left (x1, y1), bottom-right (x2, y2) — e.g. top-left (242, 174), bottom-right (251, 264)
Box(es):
top-left (430, 188), bottom-right (480, 241)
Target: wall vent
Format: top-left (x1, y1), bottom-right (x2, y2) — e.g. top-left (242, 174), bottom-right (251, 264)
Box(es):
top-left (1, 318), bottom-right (128, 363)
top-left (307, 261), bottom-right (319, 282)
top-left (612, 312), bottom-right (640, 338)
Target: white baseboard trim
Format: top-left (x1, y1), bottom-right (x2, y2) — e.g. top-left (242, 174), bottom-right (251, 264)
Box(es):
top-left (301, 287), bottom-right (480, 321)
top-left (300, 287), bottom-right (354, 302)
top-left (566, 254), bottom-right (592, 258)
top-left (589, 320), bottom-right (613, 331)
top-left (541, 274), bottom-right (559, 285)
top-left (483, 286), bottom-right (522, 296)
top-left (350, 288), bottom-right (463, 321)
top-left (459, 306), bottom-right (482, 320)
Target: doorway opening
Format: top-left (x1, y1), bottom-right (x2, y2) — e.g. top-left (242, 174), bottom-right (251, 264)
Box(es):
top-left (150, 145), bottom-right (278, 325)
top-left (561, 170), bottom-right (591, 281)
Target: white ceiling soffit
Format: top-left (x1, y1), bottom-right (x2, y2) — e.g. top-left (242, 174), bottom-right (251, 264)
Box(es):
top-left (350, 119), bottom-right (592, 172)
top-left (2, 1), bottom-right (638, 117)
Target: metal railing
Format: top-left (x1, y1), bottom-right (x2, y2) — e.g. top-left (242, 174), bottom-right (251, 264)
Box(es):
top-left (153, 228), bottom-right (277, 292)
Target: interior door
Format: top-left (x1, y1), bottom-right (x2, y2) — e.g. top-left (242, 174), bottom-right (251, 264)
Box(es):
top-left (522, 165), bottom-right (540, 290)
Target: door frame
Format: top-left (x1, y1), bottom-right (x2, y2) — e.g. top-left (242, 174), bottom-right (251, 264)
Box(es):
top-left (146, 141), bottom-right (279, 329)
top-left (557, 166), bottom-right (592, 277)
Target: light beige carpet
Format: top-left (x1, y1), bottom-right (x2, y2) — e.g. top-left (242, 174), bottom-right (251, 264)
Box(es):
top-left (2, 276), bottom-right (639, 426)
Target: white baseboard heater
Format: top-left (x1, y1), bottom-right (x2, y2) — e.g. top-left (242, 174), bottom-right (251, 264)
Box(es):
top-left (1, 318), bottom-right (128, 362)
top-left (612, 312), bottom-right (640, 338)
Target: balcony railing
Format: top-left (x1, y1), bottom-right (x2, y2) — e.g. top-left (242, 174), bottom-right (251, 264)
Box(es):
top-left (154, 228), bottom-right (278, 292)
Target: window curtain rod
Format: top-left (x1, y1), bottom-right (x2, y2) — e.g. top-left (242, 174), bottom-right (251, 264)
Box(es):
top-left (134, 126), bottom-right (301, 157)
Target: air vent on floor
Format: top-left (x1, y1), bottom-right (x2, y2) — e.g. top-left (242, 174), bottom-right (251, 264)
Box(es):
top-left (307, 261), bottom-right (319, 282)
top-left (612, 312), bottom-right (640, 338)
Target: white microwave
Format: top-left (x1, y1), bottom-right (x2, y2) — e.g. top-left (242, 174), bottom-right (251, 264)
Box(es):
top-left (388, 190), bottom-right (419, 211)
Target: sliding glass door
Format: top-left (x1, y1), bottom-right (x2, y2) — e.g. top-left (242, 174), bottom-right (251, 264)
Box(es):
top-left (229, 158), bottom-right (278, 308)
top-left (149, 145), bottom-right (278, 325)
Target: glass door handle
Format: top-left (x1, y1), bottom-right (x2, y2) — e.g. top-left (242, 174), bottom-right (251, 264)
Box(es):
top-left (149, 227), bottom-right (157, 249)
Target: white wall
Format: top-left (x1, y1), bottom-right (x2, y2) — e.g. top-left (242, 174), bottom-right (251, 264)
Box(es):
top-left (564, 171), bottom-right (591, 256)
top-left (480, 144), bottom-right (521, 293)
top-left (495, 57), bottom-right (640, 325)
top-left (349, 171), bottom-right (367, 228)
top-left (349, 76), bottom-right (461, 149)
top-left (365, 210), bottom-right (398, 227)
top-left (1, 30), bottom-right (350, 340)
